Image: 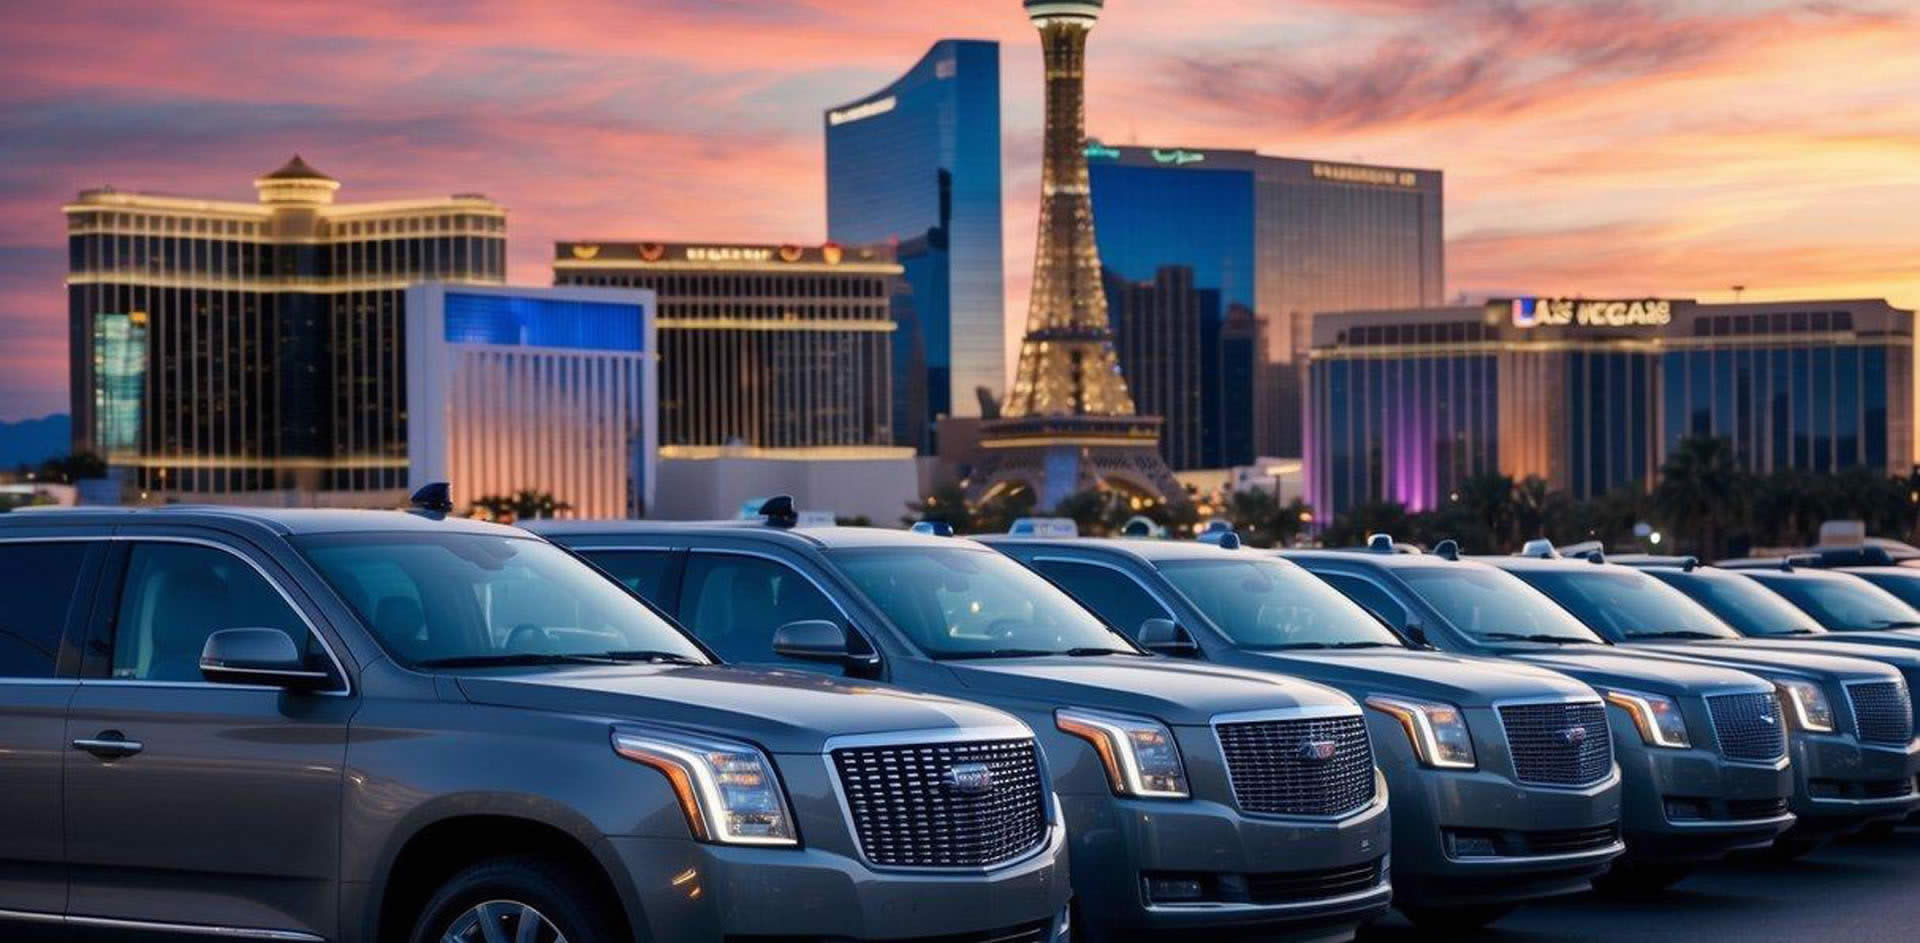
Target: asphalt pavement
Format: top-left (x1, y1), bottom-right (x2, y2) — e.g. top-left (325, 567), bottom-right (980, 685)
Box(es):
top-left (1362, 827), bottom-right (1920, 941)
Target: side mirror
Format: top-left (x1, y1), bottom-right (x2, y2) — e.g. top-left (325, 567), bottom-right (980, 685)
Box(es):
top-left (200, 628), bottom-right (333, 690)
top-left (1402, 620), bottom-right (1434, 650)
top-left (1137, 618), bottom-right (1199, 656)
top-left (771, 620), bottom-right (852, 662)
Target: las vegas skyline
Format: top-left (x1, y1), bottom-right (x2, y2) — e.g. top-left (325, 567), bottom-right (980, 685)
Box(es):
top-left (3, 0), bottom-right (1917, 421)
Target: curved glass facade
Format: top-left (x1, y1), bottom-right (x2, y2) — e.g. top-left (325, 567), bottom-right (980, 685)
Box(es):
top-left (826, 40), bottom-right (1004, 446)
top-left (1307, 300), bottom-right (1915, 519)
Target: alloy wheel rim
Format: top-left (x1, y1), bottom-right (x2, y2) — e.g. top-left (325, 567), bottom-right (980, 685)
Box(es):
top-left (442, 899), bottom-right (568, 943)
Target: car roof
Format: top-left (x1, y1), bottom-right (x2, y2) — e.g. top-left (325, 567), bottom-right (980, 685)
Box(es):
top-left (522, 519), bottom-right (994, 552)
top-left (978, 536), bottom-right (1243, 563)
top-left (1280, 547), bottom-right (1464, 572)
top-left (0, 505), bottom-right (525, 538)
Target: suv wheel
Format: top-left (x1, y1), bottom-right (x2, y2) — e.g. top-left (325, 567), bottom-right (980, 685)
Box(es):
top-left (1398, 903), bottom-right (1515, 932)
top-left (410, 855), bottom-right (620, 943)
top-left (1594, 862), bottom-right (1692, 894)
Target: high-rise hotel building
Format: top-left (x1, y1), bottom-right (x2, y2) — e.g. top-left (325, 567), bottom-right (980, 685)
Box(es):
top-left (1086, 143), bottom-right (1443, 457)
top-left (1306, 297), bottom-right (1916, 519)
top-left (553, 241), bottom-right (901, 452)
top-left (825, 39), bottom-right (1005, 449)
top-left (64, 156), bottom-right (506, 502)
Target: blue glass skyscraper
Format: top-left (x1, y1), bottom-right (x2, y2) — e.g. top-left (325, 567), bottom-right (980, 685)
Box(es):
top-left (826, 39), bottom-right (1004, 450)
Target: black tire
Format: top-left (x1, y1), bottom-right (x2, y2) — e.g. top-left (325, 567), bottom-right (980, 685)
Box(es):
top-left (1594, 863), bottom-right (1693, 894)
top-left (1397, 903), bottom-right (1517, 933)
top-left (1767, 836), bottom-right (1822, 861)
top-left (1857, 820), bottom-right (1901, 840)
top-left (408, 854), bottom-right (622, 943)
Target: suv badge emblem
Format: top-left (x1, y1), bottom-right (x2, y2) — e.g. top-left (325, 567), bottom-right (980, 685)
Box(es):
top-left (1559, 726), bottom-right (1589, 747)
top-left (1760, 712), bottom-right (1777, 726)
top-left (943, 763), bottom-right (996, 796)
top-left (1300, 740), bottom-right (1339, 763)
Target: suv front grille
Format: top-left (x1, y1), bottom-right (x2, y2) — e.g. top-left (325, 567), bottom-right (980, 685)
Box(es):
top-left (831, 738), bottom-right (1047, 869)
top-left (1848, 681), bottom-right (1914, 745)
top-left (1707, 691), bottom-right (1789, 761)
top-left (1243, 859), bottom-right (1383, 904)
top-left (1498, 701), bottom-right (1612, 787)
top-left (1216, 714), bottom-right (1375, 817)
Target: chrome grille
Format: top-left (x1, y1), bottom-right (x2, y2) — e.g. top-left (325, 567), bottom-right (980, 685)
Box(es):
top-left (831, 738), bottom-right (1047, 869)
top-left (1707, 691), bottom-right (1788, 761)
top-left (1498, 701), bottom-right (1612, 787)
top-left (1849, 681), bottom-right (1914, 745)
top-left (1216, 714), bottom-right (1375, 817)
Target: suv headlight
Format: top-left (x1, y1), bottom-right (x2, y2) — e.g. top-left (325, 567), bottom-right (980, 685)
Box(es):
top-left (1056, 708), bottom-right (1189, 798)
top-left (1602, 689), bottom-right (1691, 748)
top-left (612, 728), bottom-right (797, 845)
top-left (1366, 696), bottom-right (1476, 769)
top-left (1775, 680), bottom-right (1836, 733)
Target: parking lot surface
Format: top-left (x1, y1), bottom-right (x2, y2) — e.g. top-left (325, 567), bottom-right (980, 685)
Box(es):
top-left (1363, 827), bottom-right (1920, 940)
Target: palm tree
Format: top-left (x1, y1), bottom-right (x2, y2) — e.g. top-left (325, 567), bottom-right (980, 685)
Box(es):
top-left (469, 489), bottom-right (572, 523)
top-left (1456, 472), bottom-right (1518, 549)
top-left (1654, 437), bottom-right (1743, 558)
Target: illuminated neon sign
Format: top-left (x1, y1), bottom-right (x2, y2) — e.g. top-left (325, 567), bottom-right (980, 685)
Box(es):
top-left (1084, 142), bottom-right (1121, 160)
top-left (1151, 149), bottom-right (1205, 165)
top-left (1312, 163), bottom-right (1418, 187)
top-left (828, 96), bottom-right (897, 126)
top-left (1505, 298), bottom-right (1673, 329)
top-left (686, 246), bottom-right (773, 263)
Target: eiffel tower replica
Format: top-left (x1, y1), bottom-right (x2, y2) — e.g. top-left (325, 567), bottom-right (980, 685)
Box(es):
top-left (970, 0), bottom-right (1186, 510)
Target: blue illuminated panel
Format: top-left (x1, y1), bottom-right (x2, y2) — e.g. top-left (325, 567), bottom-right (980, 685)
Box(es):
top-left (444, 292), bottom-right (644, 352)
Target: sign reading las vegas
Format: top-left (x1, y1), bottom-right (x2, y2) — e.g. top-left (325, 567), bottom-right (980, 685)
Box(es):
top-left (1501, 297), bottom-right (1673, 329)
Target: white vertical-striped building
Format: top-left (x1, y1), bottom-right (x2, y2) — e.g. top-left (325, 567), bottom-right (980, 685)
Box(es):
top-left (406, 283), bottom-right (658, 519)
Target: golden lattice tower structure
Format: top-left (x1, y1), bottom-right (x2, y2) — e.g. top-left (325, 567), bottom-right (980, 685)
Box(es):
top-left (971, 0), bottom-right (1186, 510)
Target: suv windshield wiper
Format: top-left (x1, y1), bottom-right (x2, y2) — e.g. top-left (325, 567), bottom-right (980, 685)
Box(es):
top-left (1064, 647), bottom-right (1141, 657)
top-left (1630, 630), bottom-right (1726, 640)
top-left (935, 648), bottom-right (1057, 660)
top-left (1764, 628), bottom-right (1820, 636)
top-left (1263, 641), bottom-right (1397, 651)
top-left (598, 650), bottom-right (706, 665)
top-left (1870, 619), bottom-right (1920, 629)
top-left (414, 653), bottom-right (627, 668)
top-left (1478, 632), bottom-right (1601, 646)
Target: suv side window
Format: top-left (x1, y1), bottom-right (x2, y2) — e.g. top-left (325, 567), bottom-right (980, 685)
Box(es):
top-left (588, 550), bottom-right (678, 604)
top-left (1317, 572), bottom-right (1409, 630)
top-left (679, 553), bottom-right (845, 672)
top-left (111, 543), bottom-right (314, 682)
top-left (0, 541), bottom-right (92, 678)
top-left (1031, 559), bottom-right (1172, 640)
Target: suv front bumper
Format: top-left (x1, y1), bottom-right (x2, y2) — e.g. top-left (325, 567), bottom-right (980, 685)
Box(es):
top-left (1384, 764), bottom-right (1623, 909)
top-left (603, 815), bottom-right (1072, 942)
top-left (1058, 773), bottom-right (1392, 937)
top-left (1786, 734), bottom-right (1920, 834)
top-left (1615, 737), bottom-right (1796, 860)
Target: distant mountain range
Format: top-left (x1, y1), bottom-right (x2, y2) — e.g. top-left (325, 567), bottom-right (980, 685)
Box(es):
top-left (0, 414), bottom-right (71, 469)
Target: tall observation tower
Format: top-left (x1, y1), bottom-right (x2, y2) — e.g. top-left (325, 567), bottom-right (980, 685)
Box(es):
top-left (970, 0), bottom-right (1185, 510)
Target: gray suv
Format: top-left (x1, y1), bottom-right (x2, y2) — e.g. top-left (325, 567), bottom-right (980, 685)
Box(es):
top-left (532, 517), bottom-right (1394, 941)
top-left (1284, 548), bottom-right (1795, 890)
top-left (0, 505), bottom-right (1071, 942)
top-left (982, 536), bottom-right (1623, 930)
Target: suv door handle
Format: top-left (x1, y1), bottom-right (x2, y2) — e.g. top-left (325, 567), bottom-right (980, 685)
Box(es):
top-left (72, 732), bottom-right (144, 759)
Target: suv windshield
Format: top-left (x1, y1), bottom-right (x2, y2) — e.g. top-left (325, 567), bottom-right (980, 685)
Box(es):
top-left (1747, 572), bottom-right (1920, 631)
top-left (1850, 571), bottom-right (1920, 612)
top-left (297, 533), bottom-right (709, 668)
top-left (1158, 558), bottom-right (1404, 650)
top-left (1649, 570), bottom-right (1824, 637)
top-left (830, 546), bottom-right (1142, 659)
top-left (1398, 566), bottom-right (1605, 645)
top-left (1508, 567), bottom-right (1740, 641)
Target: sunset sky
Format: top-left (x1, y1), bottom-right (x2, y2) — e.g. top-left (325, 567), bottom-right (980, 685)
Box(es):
top-left (3, 0), bottom-right (1917, 421)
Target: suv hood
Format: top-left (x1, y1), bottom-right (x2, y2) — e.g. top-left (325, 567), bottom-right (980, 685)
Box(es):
top-left (1805, 630), bottom-right (1920, 653)
top-left (942, 657), bottom-right (1354, 725)
top-left (457, 664), bottom-right (1023, 754)
top-left (1238, 649), bottom-right (1595, 707)
top-left (1618, 641), bottom-right (1900, 684)
top-left (1509, 649), bottom-right (1772, 698)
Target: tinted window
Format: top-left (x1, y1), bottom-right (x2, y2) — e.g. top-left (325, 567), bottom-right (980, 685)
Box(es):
top-left (831, 547), bottom-right (1142, 658)
top-left (589, 550), bottom-right (677, 601)
top-left (1747, 573), bottom-right (1920, 631)
top-left (1031, 560), bottom-right (1171, 640)
top-left (1852, 571), bottom-right (1920, 611)
top-left (678, 554), bottom-right (847, 671)
top-left (1649, 571), bottom-right (1823, 637)
top-left (113, 543), bottom-right (313, 682)
top-left (298, 534), bottom-right (706, 667)
top-left (1317, 573), bottom-right (1409, 631)
top-left (0, 542), bottom-right (90, 678)
top-left (1398, 567), bottom-right (1605, 644)
top-left (1509, 568), bottom-right (1739, 641)
top-left (1161, 559), bottom-right (1404, 650)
